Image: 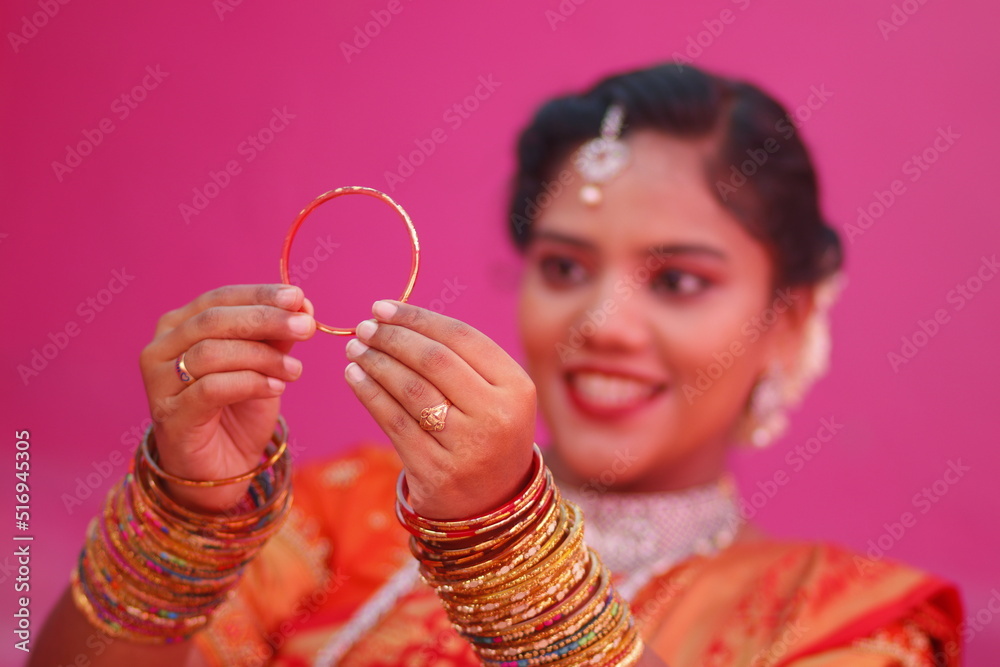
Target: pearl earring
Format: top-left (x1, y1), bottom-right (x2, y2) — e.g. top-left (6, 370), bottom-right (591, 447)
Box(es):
top-left (746, 362), bottom-right (789, 448)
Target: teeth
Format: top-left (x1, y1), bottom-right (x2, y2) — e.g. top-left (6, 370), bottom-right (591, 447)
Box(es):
top-left (571, 372), bottom-right (657, 409)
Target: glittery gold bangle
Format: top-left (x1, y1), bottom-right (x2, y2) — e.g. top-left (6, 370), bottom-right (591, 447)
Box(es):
top-left (421, 492), bottom-right (561, 580)
top-left (413, 474), bottom-right (559, 573)
top-left (457, 503), bottom-right (585, 604)
top-left (431, 497), bottom-right (567, 596)
top-left (442, 498), bottom-right (579, 597)
top-left (469, 552), bottom-right (605, 653)
top-left (398, 445), bottom-right (545, 535)
top-left (142, 416), bottom-right (288, 488)
top-left (400, 450), bottom-right (644, 666)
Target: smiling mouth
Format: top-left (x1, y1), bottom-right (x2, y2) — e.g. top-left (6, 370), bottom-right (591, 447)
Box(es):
top-left (565, 371), bottom-right (667, 418)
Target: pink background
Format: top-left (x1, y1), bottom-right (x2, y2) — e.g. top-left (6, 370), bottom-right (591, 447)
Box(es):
top-left (3, 0), bottom-right (998, 664)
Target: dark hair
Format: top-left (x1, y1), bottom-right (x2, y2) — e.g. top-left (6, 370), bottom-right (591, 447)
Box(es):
top-left (507, 64), bottom-right (843, 288)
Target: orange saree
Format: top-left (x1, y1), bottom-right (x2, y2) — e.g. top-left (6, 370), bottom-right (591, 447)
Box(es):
top-left (194, 446), bottom-right (963, 666)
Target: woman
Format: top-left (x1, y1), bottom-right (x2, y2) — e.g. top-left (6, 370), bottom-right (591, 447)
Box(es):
top-left (33, 64), bottom-right (962, 666)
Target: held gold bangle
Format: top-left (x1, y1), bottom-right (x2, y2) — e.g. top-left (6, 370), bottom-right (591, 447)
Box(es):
top-left (141, 416), bottom-right (288, 488)
top-left (279, 186), bottom-right (420, 336)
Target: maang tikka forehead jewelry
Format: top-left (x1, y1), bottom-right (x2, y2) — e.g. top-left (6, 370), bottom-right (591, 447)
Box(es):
top-left (573, 102), bottom-right (629, 206)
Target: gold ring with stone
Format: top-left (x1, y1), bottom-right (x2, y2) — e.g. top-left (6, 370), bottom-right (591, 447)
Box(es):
top-left (419, 399), bottom-right (451, 432)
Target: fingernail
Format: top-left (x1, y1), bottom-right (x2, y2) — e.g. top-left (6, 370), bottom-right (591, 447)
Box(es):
top-left (356, 319), bottom-right (378, 340)
top-left (302, 297), bottom-right (315, 315)
top-left (268, 377), bottom-right (286, 392)
top-left (289, 313), bottom-right (314, 335)
top-left (373, 300), bottom-right (398, 320)
top-left (345, 339), bottom-right (369, 358)
top-left (283, 356), bottom-right (303, 378)
top-left (345, 362), bottom-right (367, 383)
top-left (276, 286), bottom-right (299, 308)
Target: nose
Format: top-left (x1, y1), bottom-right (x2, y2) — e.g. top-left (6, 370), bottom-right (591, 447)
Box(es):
top-left (572, 271), bottom-right (653, 353)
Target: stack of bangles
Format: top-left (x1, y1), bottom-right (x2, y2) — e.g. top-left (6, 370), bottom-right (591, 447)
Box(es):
top-left (397, 444), bottom-right (644, 666)
top-left (70, 417), bottom-right (293, 643)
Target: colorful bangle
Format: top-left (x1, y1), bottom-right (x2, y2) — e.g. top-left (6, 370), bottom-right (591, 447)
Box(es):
top-left (70, 417), bottom-right (293, 644)
top-left (397, 445), bottom-right (644, 666)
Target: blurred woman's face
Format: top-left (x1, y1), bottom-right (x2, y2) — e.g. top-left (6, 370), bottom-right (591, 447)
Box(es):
top-left (518, 130), bottom-right (804, 492)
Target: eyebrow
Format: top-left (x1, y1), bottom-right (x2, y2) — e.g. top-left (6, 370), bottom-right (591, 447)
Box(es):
top-left (649, 243), bottom-right (728, 262)
top-left (532, 231), bottom-right (728, 262)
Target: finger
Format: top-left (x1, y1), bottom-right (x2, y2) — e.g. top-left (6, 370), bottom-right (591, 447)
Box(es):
top-left (368, 300), bottom-right (526, 386)
top-left (343, 362), bottom-right (454, 473)
top-left (173, 339), bottom-right (303, 385)
top-left (345, 338), bottom-right (464, 433)
top-left (170, 369), bottom-right (286, 427)
top-left (268, 296), bottom-right (317, 355)
top-left (154, 304), bottom-right (315, 360)
top-left (156, 284), bottom-right (307, 337)
top-left (353, 319), bottom-right (488, 407)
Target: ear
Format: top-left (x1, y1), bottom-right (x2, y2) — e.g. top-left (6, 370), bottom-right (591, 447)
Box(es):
top-left (768, 284), bottom-right (817, 373)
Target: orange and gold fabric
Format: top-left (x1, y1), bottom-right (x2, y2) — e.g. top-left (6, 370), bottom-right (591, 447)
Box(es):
top-left (195, 446), bottom-right (963, 666)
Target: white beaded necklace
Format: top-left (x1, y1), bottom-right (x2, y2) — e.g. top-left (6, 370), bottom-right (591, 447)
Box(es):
top-left (560, 475), bottom-right (741, 600)
top-left (313, 475), bottom-right (740, 666)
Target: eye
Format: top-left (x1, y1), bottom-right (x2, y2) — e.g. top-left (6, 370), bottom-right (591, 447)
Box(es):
top-left (652, 269), bottom-right (709, 297)
top-left (538, 255), bottom-right (589, 288)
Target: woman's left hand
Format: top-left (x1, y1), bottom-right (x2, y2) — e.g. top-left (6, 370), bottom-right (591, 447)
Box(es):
top-left (344, 300), bottom-right (537, 520)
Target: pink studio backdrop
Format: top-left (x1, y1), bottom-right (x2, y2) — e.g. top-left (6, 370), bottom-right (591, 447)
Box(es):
top-left (2, 0), bottom-right (998, 664)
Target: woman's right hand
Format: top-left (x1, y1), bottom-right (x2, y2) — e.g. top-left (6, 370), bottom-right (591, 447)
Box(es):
top-left (138, 284), bottom-right (316, 512)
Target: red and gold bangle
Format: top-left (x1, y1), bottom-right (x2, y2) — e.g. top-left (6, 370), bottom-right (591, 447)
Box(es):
top-left (279, 187), bottom-right (420, 336)
top-left (420, 486), bottom-right (561, 583)
top-left (397, 445), bottom-right (544, 537)
top-left (413, 474), bottom-right (559, 578)
top-left (398, 445), bottom-right (645, 665)
top-left (430, 498), bottom-right (567, 598)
